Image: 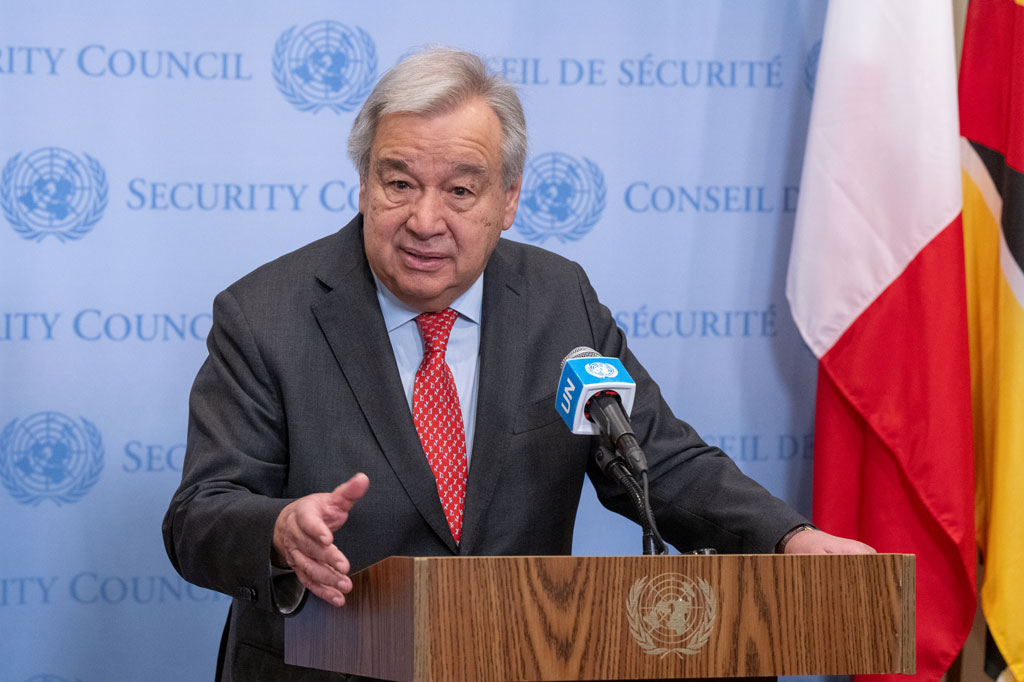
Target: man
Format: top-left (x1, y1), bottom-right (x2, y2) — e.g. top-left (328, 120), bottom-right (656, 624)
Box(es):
top-left (163, 47), bottom-right (871, 681)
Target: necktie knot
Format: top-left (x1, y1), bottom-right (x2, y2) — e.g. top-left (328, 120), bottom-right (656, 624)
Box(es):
top-left (416, 308), bottom-right (458, 356)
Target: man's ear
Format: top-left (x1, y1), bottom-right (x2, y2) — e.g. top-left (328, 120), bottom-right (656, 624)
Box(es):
top-left (502, 176), bottom-right (522, 230)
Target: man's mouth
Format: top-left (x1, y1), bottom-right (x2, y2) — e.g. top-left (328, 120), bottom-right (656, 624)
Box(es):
top-left (401, 247), bottom-right (449, 270)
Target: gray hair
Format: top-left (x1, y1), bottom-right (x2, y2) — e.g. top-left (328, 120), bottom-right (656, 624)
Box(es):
top-left (347, 47), bottom-right (527, 189)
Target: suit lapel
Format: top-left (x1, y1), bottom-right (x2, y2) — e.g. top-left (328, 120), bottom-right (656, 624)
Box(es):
top-left (310, 219), bottom-right (457, 552)
top-left (460, 242), bottom-right (528, 553)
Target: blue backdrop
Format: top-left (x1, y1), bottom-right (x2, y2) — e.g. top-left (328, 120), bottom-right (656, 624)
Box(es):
top-left (0, 2), bottom-right (826, 680)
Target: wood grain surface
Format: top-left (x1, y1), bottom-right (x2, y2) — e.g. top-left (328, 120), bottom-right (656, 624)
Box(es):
top-left (285, 554), bottom-right (914, 681)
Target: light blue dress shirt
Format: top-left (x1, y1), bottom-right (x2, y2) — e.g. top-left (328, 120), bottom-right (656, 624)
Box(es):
top-left (373, 273), bottom-right (483, 462)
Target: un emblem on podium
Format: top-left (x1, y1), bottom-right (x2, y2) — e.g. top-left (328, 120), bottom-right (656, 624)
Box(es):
top-left (1, 148), bottom-right (108, 242)
top-left (513, 152), bottom-right (606, 243)
top-left (0, 412), bottom-right (105, 506)
top-left (627, 572), bottom-right (717, 658)
top-left (273, 21), bottom-right (377, 114)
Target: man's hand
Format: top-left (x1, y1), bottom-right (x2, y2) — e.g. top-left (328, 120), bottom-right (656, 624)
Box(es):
top-left (783, 527), bottom-right (876, 555)
top-left (272, 473), bottom-right (370, 606)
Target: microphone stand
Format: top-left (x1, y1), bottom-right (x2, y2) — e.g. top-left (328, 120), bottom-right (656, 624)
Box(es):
top-left (595, 441), bottom-right (667, 555)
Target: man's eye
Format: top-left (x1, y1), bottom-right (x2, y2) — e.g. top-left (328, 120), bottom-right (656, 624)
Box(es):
top-left (452, 186), bottom-right (471, 197)
top-left (391, 180), bottom-right (411, 190)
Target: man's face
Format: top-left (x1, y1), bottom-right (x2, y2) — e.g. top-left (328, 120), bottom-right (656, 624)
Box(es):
top-left (359, 97), bottom-right (521, 312)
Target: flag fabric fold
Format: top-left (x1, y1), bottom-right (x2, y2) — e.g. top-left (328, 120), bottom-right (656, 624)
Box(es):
top-left (787, 2), bottom-right (976, 680)
top-left (960, 0), bottom-right (1024, 678)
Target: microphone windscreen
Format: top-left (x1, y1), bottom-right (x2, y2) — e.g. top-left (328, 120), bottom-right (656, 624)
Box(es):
top-left (560, 345), bottom-right (601, 369)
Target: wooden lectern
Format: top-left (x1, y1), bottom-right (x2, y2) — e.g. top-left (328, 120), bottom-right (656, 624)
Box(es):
top-left (285, 554), bottom-right (914, 681)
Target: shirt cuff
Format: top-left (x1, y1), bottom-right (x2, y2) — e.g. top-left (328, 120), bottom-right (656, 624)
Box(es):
top-left (270, 563), bottom-right (306, 615)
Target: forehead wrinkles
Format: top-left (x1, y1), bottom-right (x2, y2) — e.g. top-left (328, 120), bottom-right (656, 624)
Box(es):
top-left (373, 156), bottom-right (491, 184)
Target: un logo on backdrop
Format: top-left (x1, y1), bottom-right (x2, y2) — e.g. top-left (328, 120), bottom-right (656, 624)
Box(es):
top-left (273, 21), bottom-right (377, 113)
top-left (0, 412), bottom-right (104, 506)
top-left (514, 153), bottom-right (606, 243)
top-left (1, 148), bottom-right (108, 242)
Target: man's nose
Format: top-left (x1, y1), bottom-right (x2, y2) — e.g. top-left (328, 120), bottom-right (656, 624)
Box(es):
top-left (406, 190), bottom-right (446, 236)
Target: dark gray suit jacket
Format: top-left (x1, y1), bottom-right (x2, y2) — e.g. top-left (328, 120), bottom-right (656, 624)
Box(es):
top-left (163, 215), bottom-right (806, 681)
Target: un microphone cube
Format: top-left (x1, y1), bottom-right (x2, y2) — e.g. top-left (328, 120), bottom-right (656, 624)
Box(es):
top-left (555, 356), bottom-right (636, 435)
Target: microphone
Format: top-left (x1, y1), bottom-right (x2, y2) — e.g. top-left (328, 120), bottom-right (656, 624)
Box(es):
top-left (556, 346), bottom-right (665, 555)
top-left (555, 346), bottom-right (647, 474)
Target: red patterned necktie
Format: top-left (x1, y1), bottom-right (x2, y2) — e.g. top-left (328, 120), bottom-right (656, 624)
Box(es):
top-left (413, 308), bottom-right (468, 544)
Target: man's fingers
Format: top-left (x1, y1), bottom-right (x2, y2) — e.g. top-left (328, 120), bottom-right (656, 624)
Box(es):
top-left (281, 522), bottom-right (350, 574)
top-left (295, 562), bottom-right (352, 606)
top-left (321, 473), bottom-right (370, 531)
top-left (289, 550), bottom-right (355, 607)
top-left (290, 549), bottom-right (346, 587)
top-left (308, 582), bottom-right (350, 607)
top-left (292, 501), bottom-right (336, 545)
top-left (274, 500), bottom-right (343, 567)
top-left (784, 528), bottom-right (876, 555)
top-left (301, 542), bottom-right (350, 576)
top-left (329, 473), bottom-right (370, 510)
top-left (832, 538), bottom-right (877, 555)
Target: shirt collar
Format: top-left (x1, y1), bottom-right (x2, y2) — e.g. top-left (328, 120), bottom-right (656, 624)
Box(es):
top-left (373, 272), bottom-right (484, 332)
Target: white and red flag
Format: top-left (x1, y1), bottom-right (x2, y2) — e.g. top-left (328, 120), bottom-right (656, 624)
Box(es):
top-left (787, 2), bottom-right (976, 680)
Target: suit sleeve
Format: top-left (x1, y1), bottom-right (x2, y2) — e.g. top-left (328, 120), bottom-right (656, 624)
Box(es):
top-left (162, 288), bottom-right (301, 612)
top-left (572, 264), bottom-right (809, 553)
